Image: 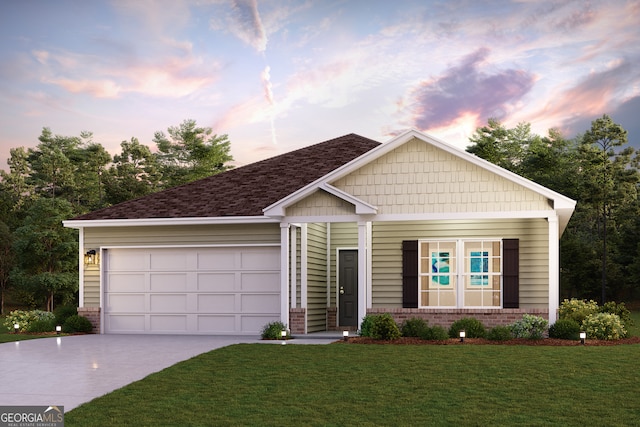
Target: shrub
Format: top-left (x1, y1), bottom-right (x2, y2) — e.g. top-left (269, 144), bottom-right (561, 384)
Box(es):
top-left (54, 305), bottom-right (78, 326)
top-left (420, 325), bottom-right (449, 341)
top-left (510, 314), bottom-right (548, 339)
top-left (582, 313), bottom-right (626, 340)
top-left (359, 315), bottom-right (375, 337)
top-left (260, 321), bottom-right (289, 340)
top-left (600, 301), bottom-right (633, 336)
top-left (487, 325), bottom-right (513, 341)
top-left (2, 310), bottom-right (55, 332)
top-left (448, 317), bottom-right (486, 338)
top-left (548, 318), bottom-right (580, 340)
top-left (26, 318), bottom-right (56, 333)
top-left (370, 313), bottom-right (401, 340)
top-left (62, 315), bottom-right (94, 334)
top-left (400, 317), bottom-right (429, 337)
top-left (557, 299), bottom-right (599, 325)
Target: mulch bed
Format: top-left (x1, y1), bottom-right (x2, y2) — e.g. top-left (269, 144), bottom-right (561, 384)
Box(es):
top-left (341, 336), bottom-right (640, 346)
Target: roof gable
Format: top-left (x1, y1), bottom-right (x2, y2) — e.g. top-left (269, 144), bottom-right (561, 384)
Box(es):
top-left (70, 134), bottom-right (380, 221)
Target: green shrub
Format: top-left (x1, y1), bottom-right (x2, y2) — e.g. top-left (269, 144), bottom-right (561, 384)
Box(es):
top-left (600, 301), bottom-right (633, 335)
top-left (558, 299), bottom-right (599, 325)
top-left (62, 315), bottom-right (94, 334)
top-left (400, 317), bottom-right (429, 337)
top-left (26, 318), bottom-right (56, 333)
top-left (359, 315), bottom-right (375, 337)
top-left (582, 312), bottom-right (626, 340)
top-left (54, 305), bottom-right (77, 326)
top-left (2, 310), bottom-right (55, 332)
top-left (370, 313), bottom-right (401, 340)
top-left (420, 325), bottom-right (449, 341)
top-left (548, 318), bottom-right (580, 340)
top-left (448, 317), bottom-right (486, 338)
top-left (510, 314), bottom-right (548, 339)
top-left (487, 325), bottom-right (513, 341)
top-left (260, 321), bottom-right (289, 340)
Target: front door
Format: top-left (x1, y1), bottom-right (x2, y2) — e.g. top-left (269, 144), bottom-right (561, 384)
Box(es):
top-left (338, 250), bottom-right (358, 327)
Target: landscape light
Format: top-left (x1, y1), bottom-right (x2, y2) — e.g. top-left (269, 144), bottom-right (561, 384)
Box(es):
top-left (56, 325), bottom-right (62, 335)
top-left (281, 330), bottom-right (287, 345)
top-left (14, 324), bottom-right (19, 334)
top-left (579, 331), bottom-right (586, 345)
top-left (459, 330), bottom-right (466, 343)
top-left (343, 330), bottom-right (349, 342)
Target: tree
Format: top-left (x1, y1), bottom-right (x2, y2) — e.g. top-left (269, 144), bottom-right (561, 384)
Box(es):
top-left (104, 137), bottom-right (162, 204)
top-left (11, 198), bottom-right (78, 311)
top-left (27, 128), bottom-right (79, 200)
top-left (0, 221), bottom-right (14, 314)
top-left (153, 119), bottom-right (233, 188)
top-left (582, 114), bottom-right (631, 303)
top-left (466, 118), bottom-right (528, 172)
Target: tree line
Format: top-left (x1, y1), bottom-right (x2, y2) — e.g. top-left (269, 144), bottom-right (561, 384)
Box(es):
top-left (0, 114), bottom-right (638, 313)
top-left (0, 119), bottom-right (232, 313)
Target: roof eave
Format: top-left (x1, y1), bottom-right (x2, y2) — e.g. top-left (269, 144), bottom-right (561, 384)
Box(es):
top-left (63, 215), bottom-right (280, 229)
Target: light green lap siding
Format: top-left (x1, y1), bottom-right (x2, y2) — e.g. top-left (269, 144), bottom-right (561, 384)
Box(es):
top-left (81, 223), bottom-right (280, 308)
top-left (371, 219), bottom-right (549, 309)
top-left (306, 223), bottom-right (328, 332)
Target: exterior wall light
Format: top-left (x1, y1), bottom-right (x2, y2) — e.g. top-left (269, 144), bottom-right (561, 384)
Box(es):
top-left (579, 331), bottom-right (586, 345)
top-left (459, 330), bottom-right (466, 343)
top-left (343, 330), bottom-right (349, 342)
top-left (84, 249), bottom-right (99, 265)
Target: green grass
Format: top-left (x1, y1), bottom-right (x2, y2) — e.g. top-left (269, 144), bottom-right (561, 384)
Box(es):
top-left (66, 343), bottom-right (640, 426)
top-left (0, 315), bottom-right (59, 343)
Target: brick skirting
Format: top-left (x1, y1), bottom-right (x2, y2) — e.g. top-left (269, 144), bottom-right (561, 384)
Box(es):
top-left (367, 308), bottom-right (549, 329)
top-left (327, 307), bottom-right (337, 330)
top-left (77, 307), bottom-right (100, 334)
top-left (289, 308), bottom-right (306, 334)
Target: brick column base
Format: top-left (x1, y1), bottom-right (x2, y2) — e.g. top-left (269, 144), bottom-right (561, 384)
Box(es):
top-left (77, 307), bottom-right (100, 334)
top-left (289, 308), bottom-right (306, 334)
top-left (327, 307), bottom-right (337, 331)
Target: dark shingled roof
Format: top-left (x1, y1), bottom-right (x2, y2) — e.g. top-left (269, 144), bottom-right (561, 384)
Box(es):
top-left (72, 133), bottom-right (381, 221)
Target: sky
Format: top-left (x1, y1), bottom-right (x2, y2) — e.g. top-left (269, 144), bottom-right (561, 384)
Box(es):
top-left (0, 0), bottom-right (639, 172)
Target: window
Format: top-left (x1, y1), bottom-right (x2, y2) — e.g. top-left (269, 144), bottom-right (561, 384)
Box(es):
top-left (419, 239), bottom-right (502, 308)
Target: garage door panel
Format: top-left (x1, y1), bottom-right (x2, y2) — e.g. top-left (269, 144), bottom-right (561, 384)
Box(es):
top-left (108, 294), bottom-right (145, 313)
top-left (241, 294), bottom-right (279, 313)
top-left (197, 315), bottom-right (236, 333)
top-left (241, 272), bottom-right (279, 291)
top-left (150, 273), bottom-right (188, 291)
top-left (197, 273), bottom-right (236, 291)
top-left (150, 294), bottom-right (187, 312)
top-left (108, 274), bottom-right (146, 292)
top-left (105, 246), bottom-right (280, 334)
top-left (197, 294), bottom-right (235, 312)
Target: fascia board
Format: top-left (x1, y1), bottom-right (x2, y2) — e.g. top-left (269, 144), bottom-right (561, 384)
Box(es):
top-left (321, 183), bottom-right (377, 214)
top-left (63, 215), bottom-right (280, 229)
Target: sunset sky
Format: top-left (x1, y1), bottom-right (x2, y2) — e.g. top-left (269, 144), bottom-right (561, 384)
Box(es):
top-left (0, 0), bottom-right (638, 172)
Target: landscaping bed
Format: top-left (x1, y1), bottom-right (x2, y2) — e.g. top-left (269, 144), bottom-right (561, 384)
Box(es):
top-left (343, 336), bottom-right (640, 346)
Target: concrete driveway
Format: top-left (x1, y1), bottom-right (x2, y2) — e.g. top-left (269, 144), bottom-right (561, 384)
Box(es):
top-left (0, 333), bottom-right (339, 412)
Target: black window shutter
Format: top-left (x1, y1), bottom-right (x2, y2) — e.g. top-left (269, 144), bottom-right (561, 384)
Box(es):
top-left (402, 240), bottom-right (418, 308)
top-left (503, 239), bottom-right (519, 308)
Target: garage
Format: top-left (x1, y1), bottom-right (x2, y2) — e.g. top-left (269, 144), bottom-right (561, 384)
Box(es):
top-left (103, 246), bottom-right (280, 334)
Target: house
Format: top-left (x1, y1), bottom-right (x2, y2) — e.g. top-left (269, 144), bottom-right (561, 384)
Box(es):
top-left (63, 130), bottom-right (576, 335)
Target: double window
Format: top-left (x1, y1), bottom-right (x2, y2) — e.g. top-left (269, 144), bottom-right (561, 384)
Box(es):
top-left (418, 240), bottom-right (502, 308)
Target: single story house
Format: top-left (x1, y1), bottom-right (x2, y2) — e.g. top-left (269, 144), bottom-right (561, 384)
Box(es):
top-left (64, 129), bottom-right (576, 335)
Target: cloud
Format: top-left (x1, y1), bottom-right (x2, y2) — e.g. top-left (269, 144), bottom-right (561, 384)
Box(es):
top-left (229, 0), bottom-right (268, 53)
top-left (401, 48), bottom-right (536, 131)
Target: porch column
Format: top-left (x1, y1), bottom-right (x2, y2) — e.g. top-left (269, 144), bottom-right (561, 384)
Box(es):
top-left (290, 225), bottom-right (297, 309)
top-left (357, 221), bottom-right (368, 327)
top-left (280, 223), bottom-right (290, 328)
top-left (548, 215), bottom-right (559, 323)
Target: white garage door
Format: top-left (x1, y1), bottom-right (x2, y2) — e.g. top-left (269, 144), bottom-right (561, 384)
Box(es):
top-left (104, 246), bottom-right (280, 334)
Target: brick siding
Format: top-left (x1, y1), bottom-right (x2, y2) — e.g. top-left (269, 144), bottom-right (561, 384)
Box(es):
top-left (289, 308), bottom-right (306, 334)
top-left (77, 307), bottom-right (100, 334)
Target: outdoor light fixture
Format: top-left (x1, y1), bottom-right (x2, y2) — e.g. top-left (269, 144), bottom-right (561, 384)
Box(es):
top-left (281, 330), bottom-right (287, 345)
top-left (84, 249), bottom-right (98, 265)
top-left (579, 331), bottom-right (586, 345)
top-left (459, 330), bottom-right (466, 343)
top-left (343, 330), bottom-right (349, 342)
top-left (13, 323), bottom-right (19, 334)
top-left (56, 325), bottom-right (62, 335)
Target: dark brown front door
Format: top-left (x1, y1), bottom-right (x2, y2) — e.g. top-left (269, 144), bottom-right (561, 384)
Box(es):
top-left (338, 250), bottom-right (358, 327)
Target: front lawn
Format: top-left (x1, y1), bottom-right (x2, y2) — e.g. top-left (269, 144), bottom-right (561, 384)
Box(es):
top-left (66, 343), bottom-right (640, 426)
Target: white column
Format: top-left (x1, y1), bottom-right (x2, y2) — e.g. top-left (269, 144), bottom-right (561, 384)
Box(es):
top-left (301, 224), bottom-right (308, 310)
top-left (78, 227), bottom-right (85, 307)
top-left (357, 221), bottom-right (368, 327)
top-left (280, 223), bottom-right (290, 327)
top-left (290, 225), bottom-right (297, 309)
top-left (326, 223), bottom-right (331, 306)
top-left (366, 221), bottom-right (373, 308)
top-left (548, 215), bottom-right (560, 324)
